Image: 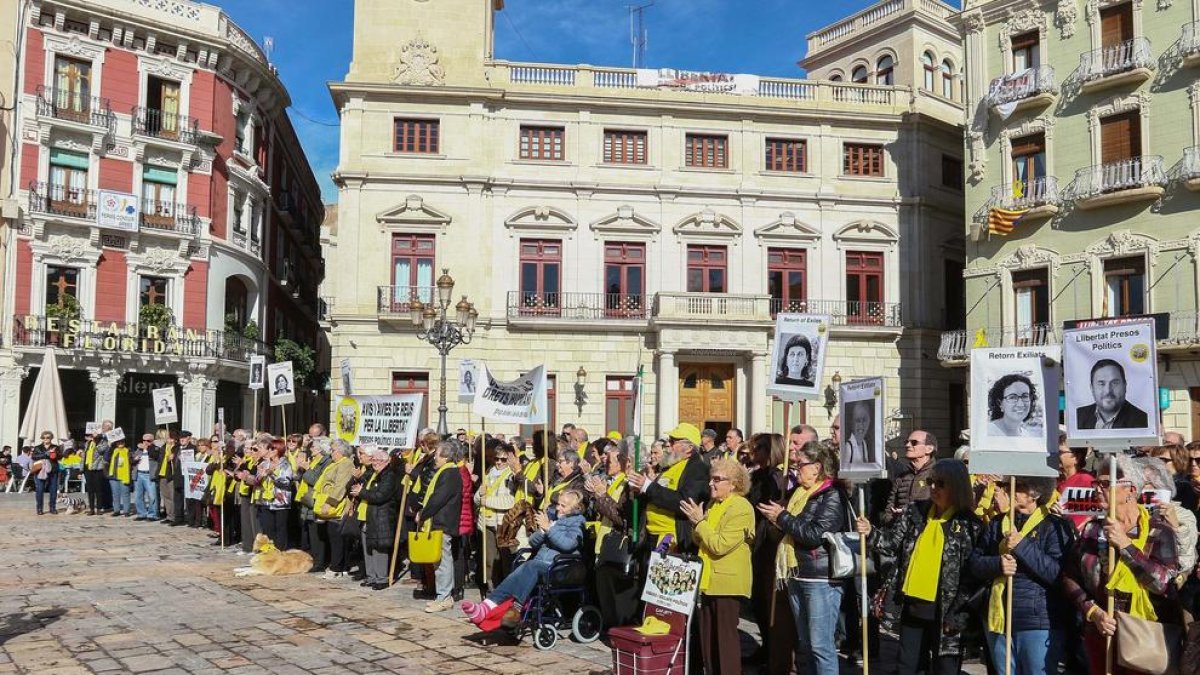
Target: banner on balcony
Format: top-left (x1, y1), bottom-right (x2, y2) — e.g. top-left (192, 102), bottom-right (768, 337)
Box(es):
top-left (267, 361), bottom-right (295, 406)
top-left (248, 355), bottom-right (265, 390)
top-left (986, 68), bottom-right (1035, 120)
top-left (838, 377), bottom-right (886, 482)
top-left (1064, 318), bottom-right (1159, 448)
top-left (96, 189), bottom-right (140, 233)
top-left (766, 314), bottom-right (831, 402)
top-left (636, 68), bottom-right (760, 95)
top-left (457, 359), bottom-right (478, 403)
top-left (152, 386), bottom-right (178, 426)
top-left (969, 346), bottom-right (1061, 477)
top-left (472, 363), bottom-right (549, 425)
top-left (333, 394), bottom-right (424, 448)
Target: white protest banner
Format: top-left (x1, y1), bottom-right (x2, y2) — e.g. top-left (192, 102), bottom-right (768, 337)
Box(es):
top-left (767, 313), bottom-right (831, 402)
top-left (1064, 318), bottom-right (1159, 448)
top-left (641, 551), bottom-right (702, 617)
top-left (969, 346), bottom-right (1061, 477)
top-left (267, 361), bottom-right (296, 406)
top-left (333, 394), bottom-right (424, 448)
top-left (152, 386), bottom-right (178, 426)
top-left (183, 460), bottom-right (209, 500)
top-left (458, 359), bottom-right (478, 403)
top-left (248, 355), bottom-right (265, 390)
top-left (340, 358), bottom-right (353, 397)
top-left (472, 363), bottom-right (548, 425)
top-left (635, 68), bottom-right (761, 95)
top-left (838, 377), bottom-right (887, 481)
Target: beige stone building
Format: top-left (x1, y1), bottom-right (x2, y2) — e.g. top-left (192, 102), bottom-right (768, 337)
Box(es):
top-left (327, 0), bottom-right (968, 443)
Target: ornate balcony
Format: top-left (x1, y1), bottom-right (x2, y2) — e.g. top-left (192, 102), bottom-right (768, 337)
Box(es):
top-left (1183, 21), bottom-right (1200, 67)
top-left (986, 176), bottom-right (1061, 220)
top-left (1079, 38), bottom-right (1154, 94)
top-left (653, 292), bottom-right (773, 326)
top-left (1181, 146), bottom-right (1200, 191)
top-left (986, 65), bottom-right (1057, 114)
top-left (34, 86), bottom-right (115, 131)
top-left (132, 106), bottom-right (200, 145)
top-left (27, 181), bottom-right (95, 221)
top-left (937, 323), bottom-right (1060, 363)
top-left (11, 315), bottom-right (269, 363)
top-left (1071, 156), bottom-right (1166, 209)
top-left (140, 198), bottom-right (200, 237)
top-left (506, 291), bottom-right (647, 324)
top-left (770, 298), bottom-right (903, 328)
top-left (377, 285), bottom-right (435, 320)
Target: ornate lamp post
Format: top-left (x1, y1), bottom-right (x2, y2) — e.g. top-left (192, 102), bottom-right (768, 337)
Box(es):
top-left (409, 269), bottom-right (477, 437)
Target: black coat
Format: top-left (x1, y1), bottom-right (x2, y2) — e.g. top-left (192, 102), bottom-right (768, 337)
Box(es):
top-left (641, 455), bottom-right (710, 553)
top-left (776, 482), bottom-right (849, 579)
top-left (420, 463), bottom-right (462, 535)
top-left (362, 465), bottom-right (401, 550)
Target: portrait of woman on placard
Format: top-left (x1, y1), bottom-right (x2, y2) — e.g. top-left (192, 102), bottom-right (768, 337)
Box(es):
top-left (986, 373), bottom-right (1040, 437)
top-left (774, 333), bottom-right (816, 388)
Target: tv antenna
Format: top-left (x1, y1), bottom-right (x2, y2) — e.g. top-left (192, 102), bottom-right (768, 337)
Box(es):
top-left (263, 36), bottom-right (275, 62)
top-left (628, 2), bottom-right (653, 69)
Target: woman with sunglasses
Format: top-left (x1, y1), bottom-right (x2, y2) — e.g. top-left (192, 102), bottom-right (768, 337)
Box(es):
top-left (31, 430), bottom-right (61, 515)
top-left (968, 476), bottom-right (1073, 674)
top-left (856, 458), bottom-right (980, 675)
top-left (476, 439), bottom-right (517, 589)
top-left (757, 440), bottom-right (847, 675)
top-left (681, 457), bottom-right (754, 675)
top-left (1062, 454), bottom-right (1180, 675)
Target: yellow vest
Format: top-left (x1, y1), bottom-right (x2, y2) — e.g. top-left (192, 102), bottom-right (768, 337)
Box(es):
top-left (515, 459), bottom-right (543, 503)
top-left (313, 457), bottom-right (350, 518)
top-left (356, 470), bottom-right (380, 521)
top-left (85, 441), bottom-right (96, 468)
top-left (646, 458), bottom-right (688, 541)
top-left (540, 475), bottom-right (576, 510)
top-left (210, 468), bottom-right (228, 506)
top-left (158, 443), bottom-right (174, 478)
top-left (237, 458), bottom-right (257, 496)
top-left (107, 447), bottom-right (130, 484)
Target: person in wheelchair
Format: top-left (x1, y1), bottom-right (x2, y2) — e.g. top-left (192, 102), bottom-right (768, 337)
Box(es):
top-left (462, 488), bottom-right (587, 626)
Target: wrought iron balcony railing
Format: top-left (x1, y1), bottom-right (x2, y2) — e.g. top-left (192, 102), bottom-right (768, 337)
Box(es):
top-left (140, 198), bottom-right (199, 236)
top-left (987, 176), bottom-right (1061, 211)
top-left (27, 181), bottom-right (95, 220)
top-left (132, 106), bottom-right (200, 144)
top-left (771, 297), bottom-right (903, 327)
top-left (35, 86), bottom-right (115, 129)
top-left (985, 65), bottom-right (1057, 107)
top-left (377, 286), bottom-right (436, 315)
top-left (11, 315), bottom-right (270, 362)
top-left (1079, 37), bottom-right (1154, 82)
top-left (1071, 156), bottom-right (1166, 200)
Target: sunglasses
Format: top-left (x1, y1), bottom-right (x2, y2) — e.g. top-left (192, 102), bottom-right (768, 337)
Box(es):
top-left (1095, 479), bottom-right (1133, 489)
top-left (923, 478), bottom-right (946, 489)
top-left (1189, 457), bottom-right (1200, 466)
top-left (906, 439), bottom-right (924, 447)
top-left (709, 475), bottom-right (730, 484)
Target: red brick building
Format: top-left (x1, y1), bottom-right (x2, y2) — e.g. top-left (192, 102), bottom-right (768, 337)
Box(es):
top-left (0, 0), bottom-right (326, 442)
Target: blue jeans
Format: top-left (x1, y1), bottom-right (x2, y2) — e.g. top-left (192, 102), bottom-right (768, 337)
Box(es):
top-left (133, 472), bottom-right (158, 519)
top-left (109, 479), bottom-right (131, 515)
top-left (986, 629), bottom-right (1062, 675)
top-left (787, 578), bottom-right (844, 675)
top-left (489, 557), bottom-right (551, 606)
top-left (34, 472), bottom-right (59, 513)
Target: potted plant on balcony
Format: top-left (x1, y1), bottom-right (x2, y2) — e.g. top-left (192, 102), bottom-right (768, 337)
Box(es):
top-left (274, 337), bottom-right (315, 387)
top-left (44, 294), bottom-right (82, 347)
top-left (139, 302), bottom-right (175, 339)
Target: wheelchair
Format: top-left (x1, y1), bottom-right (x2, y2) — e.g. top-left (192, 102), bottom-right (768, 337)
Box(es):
top-left (507, 549), bottom-right (603, 651)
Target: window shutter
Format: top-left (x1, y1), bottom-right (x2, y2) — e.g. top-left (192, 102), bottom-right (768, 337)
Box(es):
top-left (1100, 3), bottom-right (1133, 47)
top-left (1100, 112), bottom-right (1139, 164)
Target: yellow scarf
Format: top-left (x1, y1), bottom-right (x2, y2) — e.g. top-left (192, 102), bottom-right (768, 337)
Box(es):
top-left (774, 478), bottom-right (832, 586)
top-left (1106, 506), bottom-right (1156, 620)
top-left (423, 462), bottom-right (455, 508)
top-left (974, 479), bottom-right (995, 520)
top-left (356, 470), bottom-right (380, 521)
top-left (593, 473), bottom-right (628, 554)
top-left (902, 505), bottom-right (957, 602)
top-left (699, 496), bottom-right (735, 592)
top-left (986, 505), bottom-right (1049, 633)
top-left (540, 474), bottom-right (577, 510)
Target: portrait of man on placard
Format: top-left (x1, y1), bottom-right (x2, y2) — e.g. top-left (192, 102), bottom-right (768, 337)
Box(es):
top-left (251, 362), bottom-right (263, 387)
top-left (841, 399), bottom-right (875, 466)
top-left (1075, 358), bottom-right (1148, 430)
top-left (156, 395), bottom-right (174, 415)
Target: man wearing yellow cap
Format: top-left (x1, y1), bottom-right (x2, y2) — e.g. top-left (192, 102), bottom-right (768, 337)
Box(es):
top-left (627, 422), bottom-right (711, 554)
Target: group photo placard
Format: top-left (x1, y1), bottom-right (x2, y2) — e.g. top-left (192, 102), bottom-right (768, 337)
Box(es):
top-left (838, 377), bottom-right (886, 480)
top-left (472, 363), bottom-right (548, 425)
top-left (1064, 319), bottom-right (1159, 447)
top-left (333, 394), bottom-right (424, 448)
top-left (151, 387), bottom-right (177, 426)
top-left (267, 361), bottom-right (296, 406)
top-left (767, 313), bottom-right (831, 402)
top-left (969, 346), bottom-right (1060, 477)
top-left (641, 551), bottom-right (702, 617)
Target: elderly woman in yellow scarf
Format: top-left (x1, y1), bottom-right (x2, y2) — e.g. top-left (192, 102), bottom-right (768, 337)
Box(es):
top-left (757, 441), bottom-right (847, 675)
top-left (1061, 454), bottom-right (1181, 675)
top-left (681, 457), bottom-right (754, 675)
top-left (856, 458), bottom-right (980, 675)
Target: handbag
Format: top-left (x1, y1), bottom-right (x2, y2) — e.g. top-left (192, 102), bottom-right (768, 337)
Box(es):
top-left (408, 522), bottom-right (444, 564)
top-left (823, 498), bottom-right (874, 580)
top-left (597, 530), bottom-right (637, 575)
top-left (1116, 611), bottom-right (1183, 675)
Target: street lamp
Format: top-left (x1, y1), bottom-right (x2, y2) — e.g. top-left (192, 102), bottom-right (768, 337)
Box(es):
top-left (410, 269), bottom-right (475, 437)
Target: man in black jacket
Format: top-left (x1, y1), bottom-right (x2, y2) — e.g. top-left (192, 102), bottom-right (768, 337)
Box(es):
top-left (416, 439), bottom-right (462, 613)
top-left (627, 422), bottom-right (710, 554)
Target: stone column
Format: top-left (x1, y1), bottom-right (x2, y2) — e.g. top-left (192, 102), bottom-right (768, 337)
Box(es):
top-left (90, 369), bottom-right (121, 425)
top-left (750, 352), bottom-right (768, 433)
top-left (656, 351), bottom-right (677, 433)
top-left (0, 364), bottom-right (27, 448)
top-left (181, 373), bottom-right (218, 437)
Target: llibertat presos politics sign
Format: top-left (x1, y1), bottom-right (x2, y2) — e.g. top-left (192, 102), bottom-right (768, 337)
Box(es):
top-left (333, 394), bottom-right (424, 449)
top-left (969, 346), bottom-right (1060, 477)
top-left (472, 363), bottom-right (549, 425)
top-left (766, 313), bottom-right (830, 402)
top-left (1064, 318), bottom-right (1160, 448)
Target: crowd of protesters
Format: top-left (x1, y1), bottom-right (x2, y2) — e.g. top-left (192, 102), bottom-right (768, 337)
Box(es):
top-left (12, 416), bottom-right (1200, 675)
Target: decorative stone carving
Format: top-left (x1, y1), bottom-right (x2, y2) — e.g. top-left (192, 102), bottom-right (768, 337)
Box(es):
top-left (46, 234), bottom-right (91, 262)
top-left (376, 194), bottom-right (452, 229)
top-left (392, 35), bottom-right (445, 86)
top-left (832, 220), bottom-right (899, 243)
top-left (504, 205), bottom-right (577, 232)
top-left (590, 206), bottom-right (661, 237)
top-left (964, 11), bottom-right (986, 33)
top-left (968, 130), bottom-right (987, 182)
top-left (999, 244), bottom-right (1062, 274)
top-left (673, 208), bottom-right (741, 237)
top-left (754, 212), bottom-right (821, 242)
top-left (1005, 8), bottom-right (1043, 38)
top-left (1086, 230), bottom-right (1159, 258)
top-left (1055, 0), bottom-right (1078, 37)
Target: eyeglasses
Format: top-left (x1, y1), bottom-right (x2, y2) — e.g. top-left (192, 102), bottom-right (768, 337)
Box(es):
top-left (709, 475), bottom-right (730, 484)
top-left (1002, 394), bottom-right (1032, 403)
top-left (1095, 479), bottom-right (1133, 489)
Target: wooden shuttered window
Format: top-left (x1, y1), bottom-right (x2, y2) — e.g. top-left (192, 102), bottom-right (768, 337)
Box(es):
top-left (394, 119), bottom-right (439, 153)
top-left (603, 129), bottom-right (647, 165)
top-left (685, 134), bottom-right (728, 169)
top-left (1100, 111), bottom-right (1140, 164)
top-left (765, 138), bottom-right (806, 172)
top-left (1100, 3), bottom-right (1133, 48)
top-left (519, 126), bottom-right (565, 161)
top-left (843, 143), bottom-right (884, 177)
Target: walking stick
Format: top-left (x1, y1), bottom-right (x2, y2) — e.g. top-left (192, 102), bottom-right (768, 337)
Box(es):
top-left (1005, 475), bottom-right (1015, 675)
top-left (859, 487), bottom-right (870, 675)
top-left (543, 428), bottom-right (551, 505)
top-left (388, 468), bottom-right (413, 588)
top-left (769, 400), bottom-right (791, 629)
top-left (1105, 454), bottom-right (1118, 675)
top-left (480, 418), bottom-right (489, 600)
top-left (252, 390), bottom-right (259, 437)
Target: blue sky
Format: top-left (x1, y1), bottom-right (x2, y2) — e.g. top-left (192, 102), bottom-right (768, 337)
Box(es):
top-left (216, 0), bottom-right (957, 201)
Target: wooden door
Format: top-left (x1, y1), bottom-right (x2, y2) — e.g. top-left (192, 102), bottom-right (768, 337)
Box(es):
top-left (1100, 4), bottom-right (1133, 48)
top-left (677, 363), bottom-right (735, 434)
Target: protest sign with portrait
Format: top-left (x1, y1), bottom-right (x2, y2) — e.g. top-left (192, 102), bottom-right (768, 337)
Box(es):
top-left (458, 359), bottom-right (478, 403)
top-left (267, 361), bottom-right (296, 406)
top-left (641, 550), bottom-right (702, 617)
top-left (1064, 319), bottom-right (1159, 447)
top-left (152, 387), bottom-right (177, 426)
top-left (333, 394), bottom-right (424, 448)
top-left (969, 346), bottom-right (1060, 477)
top-left (838, 377), bottom-right (886, 481)
top-left (766, 314), bottom-right (830, 402)
top-left (248, 355), bottom-right (265, 391)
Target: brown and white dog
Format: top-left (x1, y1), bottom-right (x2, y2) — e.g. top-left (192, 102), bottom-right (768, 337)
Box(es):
top-left (233, 534), bottom-right (314, 577)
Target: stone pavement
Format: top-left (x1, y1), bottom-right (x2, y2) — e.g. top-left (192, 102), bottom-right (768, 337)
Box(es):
top-left (0, 494), bottom-right (612, 674)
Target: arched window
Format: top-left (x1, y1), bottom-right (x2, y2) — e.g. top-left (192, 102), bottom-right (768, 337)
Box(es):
top-left (921, 52), bottom-right (936, 90)
top-left (851, 65), bottom-right (868, 84)
top-left (224, 276), bottom-right (249, 332)
top-left (876, 55), bottom-right (894, 85)
top-left (940, 59), bottom-right (954, 99)
top-left (829, 72), bottom-right (843, 82)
